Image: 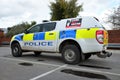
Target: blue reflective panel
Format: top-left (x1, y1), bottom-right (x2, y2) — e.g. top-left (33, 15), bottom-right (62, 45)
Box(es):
top-left (15, 35), bottom-right (23, 41)
top-left (60, 30), bottom-right (76, 39)
top-left (34, 32), bottom-right (45, 40)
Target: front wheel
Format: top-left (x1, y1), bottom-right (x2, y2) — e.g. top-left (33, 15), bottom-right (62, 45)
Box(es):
top-left (62, 45), bottom-right (81, 64)
top-left (11, 43), bottom-right (22, 57)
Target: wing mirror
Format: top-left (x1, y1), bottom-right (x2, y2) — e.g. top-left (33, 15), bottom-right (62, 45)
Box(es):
top-left (24, 29), bottom-right (29, 34)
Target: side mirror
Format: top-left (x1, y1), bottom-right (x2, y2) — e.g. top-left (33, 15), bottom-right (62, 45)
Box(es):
top-left (24, 29), bottom-right (29, 34)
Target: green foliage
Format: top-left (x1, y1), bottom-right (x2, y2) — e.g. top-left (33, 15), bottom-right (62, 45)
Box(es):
top-left (50, 0), bottom-right (83, 20)
top-left (6, 21), bottom-right (36, 37)
top-left (107, 5), bottom-right (120, 30)
top-left (31, 21), bottom-right (37, 26)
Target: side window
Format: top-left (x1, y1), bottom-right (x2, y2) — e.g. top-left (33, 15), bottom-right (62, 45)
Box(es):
top-left (27, 24), bottom-right (42, 33)
top-left (42, 22), bottom-right (56, 32)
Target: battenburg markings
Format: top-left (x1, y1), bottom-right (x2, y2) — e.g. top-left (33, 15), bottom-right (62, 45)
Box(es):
top-left (24, 42), bottom-right (53, 46)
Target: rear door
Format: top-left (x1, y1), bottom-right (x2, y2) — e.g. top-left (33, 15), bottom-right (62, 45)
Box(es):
top-left (40, 22), bottom-right (57, 52)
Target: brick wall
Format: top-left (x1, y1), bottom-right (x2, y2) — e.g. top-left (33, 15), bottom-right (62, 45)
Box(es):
top-left (0, 37), bottom-right (11, 45)
top-left (0, 29), bottom-right (11, 45)
top-left (108, 30), bottom-right (120, 43)
top-left (0, 29), bottom-right (4, 38)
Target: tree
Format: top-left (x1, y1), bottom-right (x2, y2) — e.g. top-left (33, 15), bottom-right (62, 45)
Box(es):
top-left (31, 21), bottom-right (36, 26)
top-left (107, 5), bottom-right (120, 30)
top-left (6, 21), bottom-right (36, 37)
top-left (50, 0), bottom-right (83, 21)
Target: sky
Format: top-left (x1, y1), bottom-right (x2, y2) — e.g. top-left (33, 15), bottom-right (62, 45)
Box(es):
top-left (0, 0), bottom-right (120, 30)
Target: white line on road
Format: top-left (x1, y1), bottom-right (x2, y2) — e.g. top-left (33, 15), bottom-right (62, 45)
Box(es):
top-left (30, 64), bottom-right (67, 80)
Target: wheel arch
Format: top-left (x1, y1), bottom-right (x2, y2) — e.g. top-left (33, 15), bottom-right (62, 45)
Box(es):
top-left (59, 39), bottom-right (82, 53)
top-left (10, 40), bottom-right (20, 48)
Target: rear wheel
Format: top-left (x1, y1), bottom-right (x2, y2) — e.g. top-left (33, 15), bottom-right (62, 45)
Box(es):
top-left (11, 43), bottom-right (22, 57)
top-left (84, 53), bottom-right (91, 60)
top-left (34, 52), bottom-right (41, 57)
top-left (62, 45), bottom-right (81, 64)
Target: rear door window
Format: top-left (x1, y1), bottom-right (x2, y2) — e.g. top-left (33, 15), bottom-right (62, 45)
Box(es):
top-left (27, 24), bottom-right (43, 33)
top-left (42, 22), bottom-right (56, 32)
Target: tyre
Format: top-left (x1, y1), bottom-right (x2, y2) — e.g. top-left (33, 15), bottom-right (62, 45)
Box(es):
top-left (84, 53), bottom-right (91, 60)
top-left (34, 52), bottom-right (41, 57)
top-left (62, 45), bottom-right (81, 64)
top-left (11, 43), bottom-right (22, 57)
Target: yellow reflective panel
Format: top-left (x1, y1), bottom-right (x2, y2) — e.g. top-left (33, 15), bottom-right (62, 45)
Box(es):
top-left (23, 33), bottom-right (34, 41)
top-left (11, 36), bottom-right (15, 42)
top-left (76, 28), bottom-right (99, 39)
top-left (104, 30), bottom-right (108, 45)
top-left (45, 31), bottom-right (57, 40)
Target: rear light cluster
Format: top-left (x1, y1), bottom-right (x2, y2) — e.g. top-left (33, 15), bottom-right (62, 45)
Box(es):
top-left (96, 30), bottom-right (104, 44)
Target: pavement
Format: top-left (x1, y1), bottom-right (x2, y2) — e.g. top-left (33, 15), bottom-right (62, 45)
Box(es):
top-left (0, 46), bottom-right (120, 80)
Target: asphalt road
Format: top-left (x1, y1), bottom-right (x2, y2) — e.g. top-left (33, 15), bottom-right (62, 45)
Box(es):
top-left (0, 46), bottom-right (120, 80)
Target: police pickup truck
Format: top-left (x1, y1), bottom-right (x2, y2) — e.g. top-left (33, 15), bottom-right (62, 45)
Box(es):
top-left (10, 16), bottom-right (112, 64)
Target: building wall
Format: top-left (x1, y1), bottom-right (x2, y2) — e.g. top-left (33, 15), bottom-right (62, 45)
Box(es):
top-left (0, 29), bottom-right (11, 45)
top-left (0, 30), bottom-right (4, 38)
top-left (108, 30), bottom-right (120, 43)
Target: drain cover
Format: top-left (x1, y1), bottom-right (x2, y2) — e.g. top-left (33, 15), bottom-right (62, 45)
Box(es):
top-left (61, 69), bottom-right (110, 80)
top-left (19, 62), bottom-right (33, 66)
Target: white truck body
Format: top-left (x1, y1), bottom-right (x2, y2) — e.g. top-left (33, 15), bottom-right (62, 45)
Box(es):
top-left (10, 16), bottom-right (112, 64)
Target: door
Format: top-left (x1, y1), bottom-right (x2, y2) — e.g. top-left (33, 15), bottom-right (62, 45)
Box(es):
top-left (22, 24), bottom-right (42, 50)
top-left (22, 22), bottom-right (57, 52)
top-left (39, 22), bottom-right (57, 52)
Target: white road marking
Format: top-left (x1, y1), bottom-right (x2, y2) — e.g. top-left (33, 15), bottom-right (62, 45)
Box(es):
top-left (0, 57), bottom-right (61, 67)
top-left (30, 64), bottom-right (67, 80)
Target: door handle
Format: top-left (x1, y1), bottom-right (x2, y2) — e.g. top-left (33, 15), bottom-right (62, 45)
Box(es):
top-left (49, 33), bottom-right (54, 35)
top-left (87, 28), bottom-right (90, 31)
